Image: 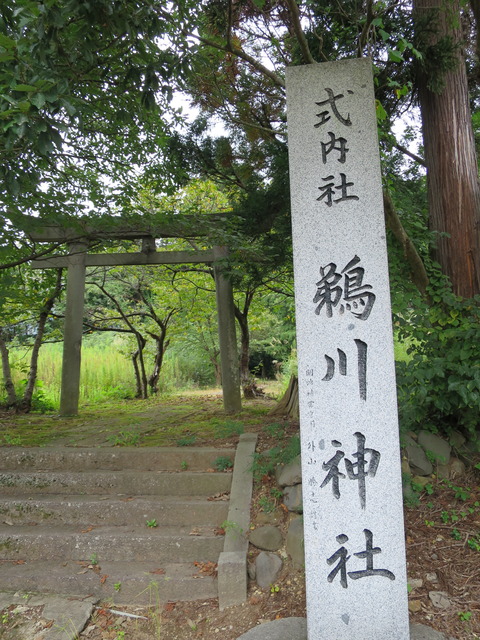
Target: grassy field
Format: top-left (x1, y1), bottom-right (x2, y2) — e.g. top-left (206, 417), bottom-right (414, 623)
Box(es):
top-left (0, 386), bottom-right (279, 448)
top-left (0, 339), bottom-right (213, 410)
top-left (0, 334), bottom-right (411, 414)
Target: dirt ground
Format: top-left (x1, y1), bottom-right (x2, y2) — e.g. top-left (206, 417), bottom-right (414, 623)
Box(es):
top-left (1, 392), bottom-right (479, 639)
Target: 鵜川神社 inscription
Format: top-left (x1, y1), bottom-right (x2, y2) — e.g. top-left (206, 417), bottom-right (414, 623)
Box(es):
top-left (287, 59), bottom-right (410, 639)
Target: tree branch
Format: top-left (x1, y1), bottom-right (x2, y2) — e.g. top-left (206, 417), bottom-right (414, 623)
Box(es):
top-left (192, 33), bottom-right (286, 89)
top-left (383, 189), bottom-right (430, 300)
top-left (358, 0), bottom-right (374, 57)
top-left (393, 142), bottom-right (426, 166)
top-left (284, 0), bottom-right (315, 64)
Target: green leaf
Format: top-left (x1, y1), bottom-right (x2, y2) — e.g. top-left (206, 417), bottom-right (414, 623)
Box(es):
top-left (13, 84), bottom-right (38, 92)
top-left (37, 131), bottom-right (54, 155)
top-left (375, 100), bottom-right (387, 121)
top-left (31, 93), bottom-right (46, 109)
top-left (0, 34), bottom-right (16, 50)
top-left (388, 49), bottom-right (403, 63)
top-left (17, 100), bottom-right (31, 112)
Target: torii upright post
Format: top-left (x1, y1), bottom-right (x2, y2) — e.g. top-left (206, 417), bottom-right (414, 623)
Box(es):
top-left (60, 242), bottom-right (87, 416)
top-left (213, 246), bottom-right (242, 414)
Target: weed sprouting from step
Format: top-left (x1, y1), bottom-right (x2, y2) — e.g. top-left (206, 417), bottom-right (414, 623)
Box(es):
top-left (213, 456), bottom-right (233, 472)
top-left (146, 519), bottom-right (158, 528)
top-left (0, 537), bottom-right (19, 553)
top-left (221, 520), bottom-right (243, 538)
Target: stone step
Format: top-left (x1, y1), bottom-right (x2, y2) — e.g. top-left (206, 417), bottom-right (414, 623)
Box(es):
top-left (0, 443), bottom-right (251, 606)
top-left (0, 524), bottom-right (225, 563)
top-left (0, 495), bottom-right (229, 526)
top-left (0, 470), bottom-right (232, 496)
top-left (0, 447), bottom-right (235, 472)
top-left (0, 560), bottom-right (218, 604)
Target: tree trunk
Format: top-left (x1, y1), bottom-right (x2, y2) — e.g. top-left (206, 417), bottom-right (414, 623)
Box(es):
top-left (213, 358), bottom-right (222, 386)
top-left (144, 308), bottom-right (175, 395)
top-left (132, 333), bottom-right (147, 399)
top-left (414, 0), bottom-right (480, 298)
top-left (132, 350), bottom-right (143, 398)
top-left (236, 312), bottom-right (250, 386)
top-left (383, 190), bottom-right (430, 300)
top-left (234, 290), bottom-right (254, 391)
top-left (0, 329), bottom-right (17, 408)
top-left (269, 375), bottom-right (299, 420)
top-left (148, 337), bottom-right (169, 394)
top-left (19, 270), bottom-right (63, 412)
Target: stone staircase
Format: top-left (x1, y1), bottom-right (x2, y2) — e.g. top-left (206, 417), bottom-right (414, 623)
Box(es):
top-left (0, 446), bottom-right (235, 604)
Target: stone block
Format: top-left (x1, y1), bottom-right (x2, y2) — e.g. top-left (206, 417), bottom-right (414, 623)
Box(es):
top-left (249, 525), bottom-right (283, 551)
top-left (255, 551), bottom-right (283, 589)
top-left (417, 431), bottom-right (451, 465)
top-left (217, 551), bottom-right (247, 610)
top-left (237, 617), bottom-right (307, 640)
top-left (283, 484), bottom-right (303, 513)
top-left (276, 455), bottom-right (302, 487)
top-left (286, 516), bottom-right (304, 568)
top-left (404, 434), bottom-right (433, 476)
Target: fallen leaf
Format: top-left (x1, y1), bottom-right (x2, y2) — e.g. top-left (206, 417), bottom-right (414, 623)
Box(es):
top-left (81, 526), bottom-right (95, 534)
top-left (214, 527), bottom-right (225, 536)
top-left (100, 574), bottom-right (108, 584)
top-left (189, 528), bottom-right (201, 536)
top-left (193, 561), bottom-right (217, 577)
top-left (164, 602), bottom-right (176, 612)
top-left (207, 492), bottom-right (229, 501)
top-left (3, 519), bottom-right (14, 526)
top-left (13, 560), bottom-right (26, 565)
top-left (149, 568), bottom-right (166, 575)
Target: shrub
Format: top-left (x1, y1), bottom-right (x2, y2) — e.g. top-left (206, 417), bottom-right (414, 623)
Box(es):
top-left (396, 279), bottom-right (480, 442)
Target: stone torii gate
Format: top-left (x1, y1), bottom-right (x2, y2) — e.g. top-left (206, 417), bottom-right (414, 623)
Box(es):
top-left (29, 218), bottom-right (241, 416)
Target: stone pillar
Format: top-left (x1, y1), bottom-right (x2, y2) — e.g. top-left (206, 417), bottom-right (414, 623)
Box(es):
top-left (60, 242), bottom-right (87, 416)
top-left (286, 59), bottom-right (409, 639)
top-left (213, 246), bottom-right (241, 414)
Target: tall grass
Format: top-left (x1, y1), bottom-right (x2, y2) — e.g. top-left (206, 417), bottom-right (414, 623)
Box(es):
top-left (0, 338), bottom-right (135, 409)
top-left (0, 333), bottom-right (414, 411)
top-left (0, 335), bottom-right (218, 409)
